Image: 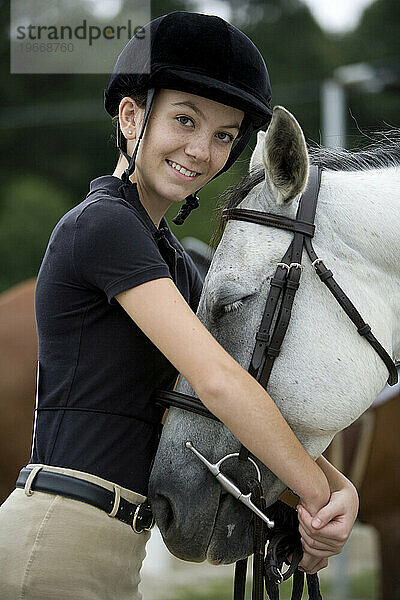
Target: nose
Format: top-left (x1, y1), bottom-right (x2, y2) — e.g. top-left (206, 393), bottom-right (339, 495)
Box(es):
top-left (184, 133), bottom-right (211, 165)
top-left (148, 481), bottom-right (213, 562)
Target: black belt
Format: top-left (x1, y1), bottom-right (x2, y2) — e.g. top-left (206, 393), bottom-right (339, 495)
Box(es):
top-left (16, 467), bottom-right (154, 533)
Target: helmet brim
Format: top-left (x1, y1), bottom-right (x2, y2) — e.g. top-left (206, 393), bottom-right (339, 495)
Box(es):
top-left (105, 68), bottom-right (272, 132)
top-left (155, 68), bottom-right (272, 131)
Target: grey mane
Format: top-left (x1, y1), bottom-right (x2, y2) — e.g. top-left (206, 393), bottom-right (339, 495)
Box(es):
top-left (308, 129), bottom-right (400, 171)
top-left (210, 130), bottom-right (400, 246)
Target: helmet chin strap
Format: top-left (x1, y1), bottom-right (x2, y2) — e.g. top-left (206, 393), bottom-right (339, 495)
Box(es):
top-left (116, 89), bottom-right (255, 223)
top-left (117, 88), bottom-right (156, 184)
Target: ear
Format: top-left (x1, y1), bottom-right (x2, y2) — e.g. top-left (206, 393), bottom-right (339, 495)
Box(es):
top-left (119, 96), bottom-right (145, 139)
top-left (262, 106), bottom-right (309, 205)
top-left (249, 130), bottom-right (266, 172)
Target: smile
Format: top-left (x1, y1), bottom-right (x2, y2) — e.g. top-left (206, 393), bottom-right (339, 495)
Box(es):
top-left (166, 160), bottom-right (201, 179)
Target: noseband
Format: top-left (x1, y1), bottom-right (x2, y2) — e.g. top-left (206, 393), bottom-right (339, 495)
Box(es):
top-left (154, 165), bottom-right (398, 600)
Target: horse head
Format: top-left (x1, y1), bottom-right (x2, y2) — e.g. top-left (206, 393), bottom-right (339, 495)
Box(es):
top-left (149, 106), bottom-right (400, 564)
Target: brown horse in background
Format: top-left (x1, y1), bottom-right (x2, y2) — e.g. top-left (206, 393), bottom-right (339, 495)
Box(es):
top-left (324, 393), bottom-right (400, 600)
top-left (0, 278), bottom-right (399, 599)
top-left (0, 279), bottom-right (37, 500)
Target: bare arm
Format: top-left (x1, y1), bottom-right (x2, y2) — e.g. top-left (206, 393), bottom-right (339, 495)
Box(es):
top-left (315, 456), bottom-right (358, 496)
top-left (116, 278), bottom-right (330, 514)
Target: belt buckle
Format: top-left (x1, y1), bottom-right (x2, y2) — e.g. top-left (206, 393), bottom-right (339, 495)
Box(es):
top-left (132, 502), bottom-right (155, 533)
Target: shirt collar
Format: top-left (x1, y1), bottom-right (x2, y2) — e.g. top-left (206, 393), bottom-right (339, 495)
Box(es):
top-left (88, 175), bottom-right (170, 234)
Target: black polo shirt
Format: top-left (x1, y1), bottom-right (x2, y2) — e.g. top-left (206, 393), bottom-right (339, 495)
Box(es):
top-left (30, 175), bottom-right (203, 495)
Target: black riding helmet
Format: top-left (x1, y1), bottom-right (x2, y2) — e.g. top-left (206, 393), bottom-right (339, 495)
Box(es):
top-left (104, 11), bottom-right (272, 224)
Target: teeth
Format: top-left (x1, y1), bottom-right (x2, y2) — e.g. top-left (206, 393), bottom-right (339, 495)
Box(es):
top-left (168, 160), bottom-right (198, 177)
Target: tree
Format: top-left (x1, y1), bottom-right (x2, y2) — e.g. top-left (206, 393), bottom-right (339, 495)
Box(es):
top-left (1, 0), bottom-right (397, 290)
top-left (336, 0), bottom-right (400, 146)
top-left (0, 175), bottom-right (71, 291)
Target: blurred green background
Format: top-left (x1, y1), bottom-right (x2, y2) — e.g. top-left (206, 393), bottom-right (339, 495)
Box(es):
top-left (167, 569), bottom-right (379, 600)
top-left (1, 0), bottom-right (399, 292)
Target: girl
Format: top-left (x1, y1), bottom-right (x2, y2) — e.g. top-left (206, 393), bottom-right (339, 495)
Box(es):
top-left (0, 11), bottom-right (358, 600)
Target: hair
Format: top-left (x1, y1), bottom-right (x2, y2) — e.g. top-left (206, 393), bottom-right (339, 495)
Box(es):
top-left (209, 128), bottom-right (400, 248)
top-left (308, 130), bottom-right (400, 171)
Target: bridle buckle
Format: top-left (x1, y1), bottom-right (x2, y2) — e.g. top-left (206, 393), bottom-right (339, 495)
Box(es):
top-left (277, 262), bottom-right (290, 273)
top-left (289, 262), bottom-right (303, 271)
top-left (311, 257), bottom-right (325, 269)
top-left (277, 262), bottom-right (303, 274)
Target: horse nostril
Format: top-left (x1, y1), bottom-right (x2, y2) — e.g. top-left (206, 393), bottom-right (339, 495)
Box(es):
top-left (154, 494), bottom-right (175, 532)
top-left (164, 498), bottom-right (174, 530)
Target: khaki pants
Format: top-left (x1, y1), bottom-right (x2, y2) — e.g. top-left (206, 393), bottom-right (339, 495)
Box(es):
top-left (0, 464), bottom-right (151, 600)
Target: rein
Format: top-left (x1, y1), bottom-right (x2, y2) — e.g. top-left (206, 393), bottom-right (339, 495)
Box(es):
top-left (153, 165), bottom-right (398, 599)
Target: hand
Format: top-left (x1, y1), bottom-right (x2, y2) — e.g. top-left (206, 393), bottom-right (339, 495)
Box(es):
top-left (297, 483), bottom-right (359, 574)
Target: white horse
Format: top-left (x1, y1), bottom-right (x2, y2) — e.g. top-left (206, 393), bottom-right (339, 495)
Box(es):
top-left (149, 106), bottom-right (400, 565)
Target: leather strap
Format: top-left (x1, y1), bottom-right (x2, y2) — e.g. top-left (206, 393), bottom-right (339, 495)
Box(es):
top-left (222, 209), bottom-right (316, 237)
top-left (16, 468), bottom-right (154, 532)
top-left (234, 559), bottom-right (248, 600)
top-left (152, 163), bottom-right (398, 600)
top-left (261, 167), bottom-right (320, 376)
top-left (304, 237), bottom-right (398, 386)
top-left (155, 390), bottom-right (219, 421)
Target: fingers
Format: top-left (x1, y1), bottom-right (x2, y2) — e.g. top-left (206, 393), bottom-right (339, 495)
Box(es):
top-left (300, 530), bottom-right (341, 558)
top-left (298, 505), bottom-right (346, 545)
top-left (297, 503), bottom-right (347, 563)
top-left (299, 487), bottom-right (358, 533)
top-left (299, 518), bottom-right (347, 546)
top-left (298, 523), bottom-right (341, 554)
top-left (299, 523), bottom-right (348, 548)
top-left (310, 496), bottom-right (344, 528)
top-left (298, 556), bottom-right (329, 575)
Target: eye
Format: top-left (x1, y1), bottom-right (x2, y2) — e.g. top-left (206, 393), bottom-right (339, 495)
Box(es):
top-left (176, 116), bottom-right (234, 144)
top-left (216, 131), bottom-right (235, 144)
top-left (211, 294), bottom-right (254, 324)
top-left (176, 115), bottom-right (194, 127)
top-left (223, 299), bottom-right (244, 313)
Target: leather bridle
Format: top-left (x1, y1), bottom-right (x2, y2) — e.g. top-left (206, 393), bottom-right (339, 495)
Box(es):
top-left (153, 165), bottom-right (398, 599)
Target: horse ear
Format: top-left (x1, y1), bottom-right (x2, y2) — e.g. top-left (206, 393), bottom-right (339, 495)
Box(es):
top-left (262, 106), bottom-right (309, 205)
top-left (249, 130), bottom-right (266, 172)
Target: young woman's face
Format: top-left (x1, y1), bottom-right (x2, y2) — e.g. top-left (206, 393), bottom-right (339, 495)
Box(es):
top-left (127, 89), bottom-right (245, 206)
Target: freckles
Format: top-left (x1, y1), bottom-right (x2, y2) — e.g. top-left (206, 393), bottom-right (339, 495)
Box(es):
top-left (215, 148), bottom-right (231, 168)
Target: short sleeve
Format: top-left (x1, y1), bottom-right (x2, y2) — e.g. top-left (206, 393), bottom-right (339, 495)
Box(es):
top-left (73, 200), bottom-right (171, 303)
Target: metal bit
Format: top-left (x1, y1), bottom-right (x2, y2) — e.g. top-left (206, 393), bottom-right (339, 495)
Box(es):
top-left (186, 441), bottom-right (274, 529)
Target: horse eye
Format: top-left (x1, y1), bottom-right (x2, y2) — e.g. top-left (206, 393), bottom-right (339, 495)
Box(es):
top-left (212, 294), bottom-right (254, 323)
top-left (223, 300), bottom-right (244, 313)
